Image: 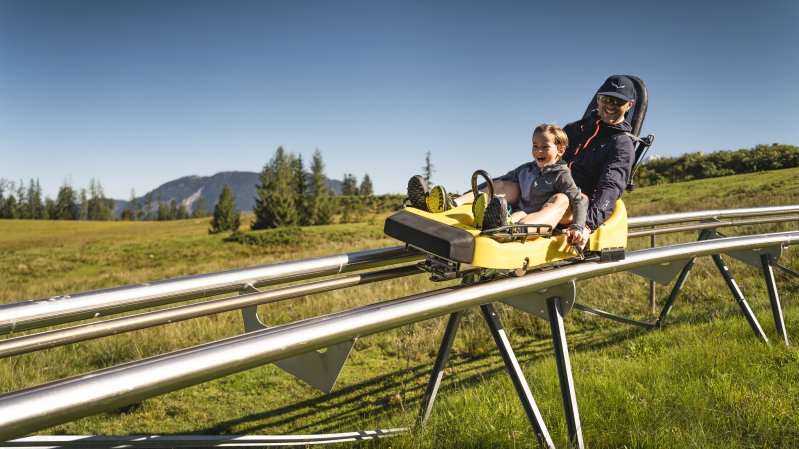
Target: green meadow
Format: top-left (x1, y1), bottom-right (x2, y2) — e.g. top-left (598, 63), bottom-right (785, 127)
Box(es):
top-left (2, 168), bottom-right (799, 448)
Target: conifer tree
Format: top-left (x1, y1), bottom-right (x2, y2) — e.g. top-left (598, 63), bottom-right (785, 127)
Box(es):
top-left (144, 192), bottom-right (154, 221)
top-left (156, 194), bottom-right (171, 221)
top-left (1, 180), bottom-right (18, 219)
top-left (169, 199), bottom-right (179, 219)
top-left (423, 151), bottom-right (435, 184)
top-left (309, 149), bottom-right (334, 225)
top-left (294, 154), bottom-right (312, 226)
top-left (359, 174), bottom-right (373, 196)
top-left (341, 174), bottom-right (358, 196)
top-left (4, 195), bottom-right (18, 219)
top-left (15, 180), bottom-right (28, 219)
top-left (192, 196), bottom-right (209, 218)
top-left (79, 189), bottom-right (88, 220)
top-left (175, 201), bottom-right (189, 220)
top-left (44, 198), bottom-right (55, 219)
top-left (86, 178), bottom-right (114, 221)
top-left (0, 180), bottom-right (7, 219)
top-left (209, 184), bottom-right (240, 234)
top-left (252, 146), bottom-right (298, 229)
top-left (54, 185), bottom-right (79, 220)
top-left (27, 179), bottom-right (45, 219)
top-left (121, 190), bottom-right (138, 221)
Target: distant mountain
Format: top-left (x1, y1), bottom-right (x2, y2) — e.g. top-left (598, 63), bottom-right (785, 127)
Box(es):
top-left (113, 171), bottom-right (343, 218)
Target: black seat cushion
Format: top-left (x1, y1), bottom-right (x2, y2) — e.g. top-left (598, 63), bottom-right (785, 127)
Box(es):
top-left (384, 211), bottom-right (475, 263)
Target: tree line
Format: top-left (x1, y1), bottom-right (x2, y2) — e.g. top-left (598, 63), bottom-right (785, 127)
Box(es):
top-left (0, 177), bottom-right (212, 221)
top-left (633, 144), bottom-right (799, 187)
top-left (211, 147), bottom-right (375, 233)
top-left (0, 146), bottom-right (375, 229)
top-left (0, 178), bottom-right (116, 221)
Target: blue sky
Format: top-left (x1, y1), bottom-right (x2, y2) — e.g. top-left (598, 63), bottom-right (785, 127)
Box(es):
top-left (2, 0), bottom-right (797, 201)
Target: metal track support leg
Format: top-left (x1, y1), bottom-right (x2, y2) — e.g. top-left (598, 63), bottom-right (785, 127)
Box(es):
top-left (761, 254), bottom-right (789, 345)
top-left (418, 312), bottom-right (462, 424)
top-left (547, 297), bottom-right (584, 449)
top-left (656, 228), bottom-right (715, 329)
top-left (656, 257), bottom-right (696, 329)
top-left (712, 254), bottom-right (768, 343)
top-left (480, 304), bottom-right (555, 449)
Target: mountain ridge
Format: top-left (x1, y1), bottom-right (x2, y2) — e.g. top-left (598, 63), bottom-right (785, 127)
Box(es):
top-left (112, 171), bottom-right (343, 218)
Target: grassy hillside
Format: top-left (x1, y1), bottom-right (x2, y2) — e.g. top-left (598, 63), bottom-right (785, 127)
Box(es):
top-left (1, 168), bottom-right (798, 448)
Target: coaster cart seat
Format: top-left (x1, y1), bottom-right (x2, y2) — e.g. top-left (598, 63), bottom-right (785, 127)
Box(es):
top-left (384, 75), bottom-right (652, 281)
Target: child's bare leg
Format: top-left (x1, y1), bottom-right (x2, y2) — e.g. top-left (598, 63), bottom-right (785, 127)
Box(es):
top-left (453, 191), bottom-right (474, 206)
top-left (516, 193), bottom-right (570, 228)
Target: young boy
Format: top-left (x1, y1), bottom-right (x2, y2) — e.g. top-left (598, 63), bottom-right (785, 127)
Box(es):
top-left (408, 124), bottom-right (589, 248)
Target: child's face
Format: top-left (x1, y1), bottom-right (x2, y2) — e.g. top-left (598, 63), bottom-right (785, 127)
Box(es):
top-left (532, 131), bottom-right (565, 169)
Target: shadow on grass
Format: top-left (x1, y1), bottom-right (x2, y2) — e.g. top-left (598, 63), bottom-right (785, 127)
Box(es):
top-left (201, 316), bottom-right (650, 436)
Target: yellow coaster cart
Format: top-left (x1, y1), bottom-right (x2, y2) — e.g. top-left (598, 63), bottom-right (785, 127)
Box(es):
top-left (384, 171), bottom-right (628, 282)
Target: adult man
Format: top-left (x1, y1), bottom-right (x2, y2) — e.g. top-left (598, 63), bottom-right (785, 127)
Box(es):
top-left (561, 75), bottom-right (636, 235)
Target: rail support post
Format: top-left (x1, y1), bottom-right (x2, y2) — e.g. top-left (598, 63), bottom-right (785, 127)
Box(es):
top-left (481, 304), bottom-right (555, 449)
top-left (419, 306), bottom-right (555, 448)
top-left (711, 253), bottom-right (768, 343)
top-left (761, 253), bottom-right (789, 345)
top-left (547, 297), bottom-right (584, 449)
top-left (656, 256), bottom-right (696, 329)
top-left (418, 311), bottom-right (462, 425)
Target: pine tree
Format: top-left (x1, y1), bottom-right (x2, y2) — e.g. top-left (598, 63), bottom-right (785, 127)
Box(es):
top-left (359, 174), bottom-right (373, 196)
top-left (86, 178), bottom-right (114, 221)
top-left (423, 151), bottom-right (435, 184)
top-left (54, 185), bottom-right (79, 220)
top-left (79, 189), bottom-right (88, 220)
top-left (309, 149), bottom-right (334, 225)
top-left (1, 180), bottom-right (18, 219)
top-left (27, 179), bottom-right (45, 219)
top-left (15, 180), bottom-right (28, 219)
top-left (121, 190), bottom-right (138, 221)
top-left (175, 201), bottom-right (189, 220)
top-left (209, 184), bottom-right (240, 234)
top-left (341, 174), bottom-right (358, 196)
top-left (0, 180), bottom-right (7, 219)
top-left (252, 146), bottom-right (299, 229)
top-left (144, 192), bottom-right (153, 221)
top-left (294, 154), bottom-right (312, 226)
top-left (4, 195), bottom-right (18, 219)
top-left (156, 194), bottom-right (171, 221)
top-left (44, 198), bottom-right (55, 219)
top-left (192, 196), bottom-right (209, 218)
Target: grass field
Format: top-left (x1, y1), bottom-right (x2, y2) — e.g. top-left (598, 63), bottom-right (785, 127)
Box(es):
top-left (1, 168), bottom-right (799, 448)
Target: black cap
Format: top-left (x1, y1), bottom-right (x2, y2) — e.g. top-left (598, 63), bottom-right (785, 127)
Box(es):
top-left (597, 75), bottom-right (635, 102)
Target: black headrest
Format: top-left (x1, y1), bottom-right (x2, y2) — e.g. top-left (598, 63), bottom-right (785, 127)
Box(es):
top-left (582, 75), bottom-right (649, 137)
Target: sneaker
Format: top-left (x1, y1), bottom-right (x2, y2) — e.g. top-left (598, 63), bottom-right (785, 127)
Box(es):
top-left (482, 197), bottom-right (510, 230)
top-left (471, 192), bottom-right (489, 229)
top-left (426, 185), bottom-right (456, 213)
top-left (407, 175), bottom-right (430, 211)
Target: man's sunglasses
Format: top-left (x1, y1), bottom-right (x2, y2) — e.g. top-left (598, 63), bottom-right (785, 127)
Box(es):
top-left (597, 95), bottom-right (629, 107)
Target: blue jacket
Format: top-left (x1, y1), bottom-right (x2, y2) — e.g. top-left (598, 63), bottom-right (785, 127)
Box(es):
top-left (562, 111), bottom-right (635, 230)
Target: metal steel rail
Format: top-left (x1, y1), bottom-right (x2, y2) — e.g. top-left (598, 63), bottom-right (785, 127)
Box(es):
top-left (627, 205), bottom-right (799, 228)
top-left (0, 246), bottom-right (421, 335)
top-left (1, 231), bottom-right (796, 441)
top-left (628, 215), bottom-right (799, 239)
top-left (2, 206), bottom-right (795, 338)
top-left (4, 429), bottom-right (409, 447)
top-left (0, 265), bottom-right (421, 359)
